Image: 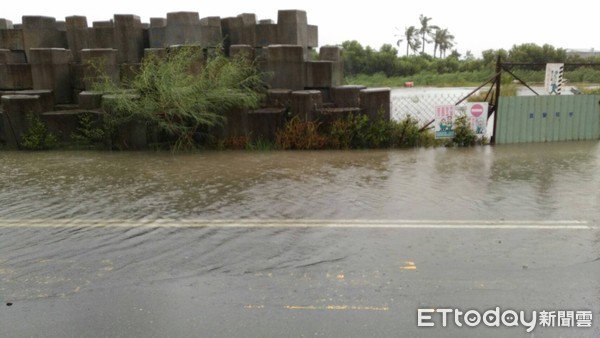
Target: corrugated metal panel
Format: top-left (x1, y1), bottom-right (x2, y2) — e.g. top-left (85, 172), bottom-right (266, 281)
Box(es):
top-left (496, 95), bottom-right (600, 144)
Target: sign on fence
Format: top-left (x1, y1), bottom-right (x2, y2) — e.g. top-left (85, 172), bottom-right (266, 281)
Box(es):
top-left (435, 105), bottom-right (456, 138)
top-left (466, 102), bottom-right (488, 135)
top-left (545, 63), bottom-right (564, 95)
top-left (435, 102), bottom-right (488, 139)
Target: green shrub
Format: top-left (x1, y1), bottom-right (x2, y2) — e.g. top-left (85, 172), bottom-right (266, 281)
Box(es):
top-left (20, 113), bottom-right (58, 150)
top-left (70, 112), bottom-right (105, 149)
top-left (393, 115), bottom-right (421, 147)
top-left (92, 45), bottom-right (266, 151)
top-left (452, 113), bottom-right (477, 146)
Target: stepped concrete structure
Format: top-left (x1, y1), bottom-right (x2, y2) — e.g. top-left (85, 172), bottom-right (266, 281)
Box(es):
top-left (0, 9), bottom-right (390, 148)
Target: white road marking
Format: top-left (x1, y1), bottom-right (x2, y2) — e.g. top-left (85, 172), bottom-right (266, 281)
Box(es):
top-left (0, 219), bottom-right (595, 229)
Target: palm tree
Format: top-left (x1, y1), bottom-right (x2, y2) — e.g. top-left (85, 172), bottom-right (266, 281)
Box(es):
top-left (404, 26), bottom-right (421, 56)
top-left (418, 14), bottom-right (438, 55)
top-left (432, 28), bottom-right (455, 58)
top-left (438, 29), bottom-right (456, 58)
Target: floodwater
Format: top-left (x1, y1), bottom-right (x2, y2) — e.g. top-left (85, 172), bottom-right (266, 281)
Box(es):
top-left (1, 142), bottom-right (598, 222)
top-left (1, 143), bottom-right (599, 337)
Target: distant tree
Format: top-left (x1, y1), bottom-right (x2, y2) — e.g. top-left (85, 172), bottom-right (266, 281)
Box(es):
top-left (341, 40), bottom-right (367, 75)
top-left (482, 48), bottom-right (508, 68)
top-left (418, 14), bottom-right (439, 54)
top-left (507, 43), bottom-right (567, 69)
top-left (404, 26), bottom-right (421, 56)
top-left (374, 44), bottom-right (400, 76)
top-left (432, 28), bottom-right (455, 58)
top-left (464, 50), bottom-right (475, 61)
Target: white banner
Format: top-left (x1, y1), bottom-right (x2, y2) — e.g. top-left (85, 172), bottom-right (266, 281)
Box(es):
top-left (545, 63), bottom-right (564, 95)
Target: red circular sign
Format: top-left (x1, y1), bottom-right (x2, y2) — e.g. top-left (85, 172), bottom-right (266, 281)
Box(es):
top-left (470, 103), bottom-right (484, 118)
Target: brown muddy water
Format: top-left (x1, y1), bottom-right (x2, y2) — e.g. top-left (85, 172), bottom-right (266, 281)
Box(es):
top-left (1, 142), bottom-right (598, 222)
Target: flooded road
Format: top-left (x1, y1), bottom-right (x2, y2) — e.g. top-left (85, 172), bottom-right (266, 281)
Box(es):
top-left (1, 142), bottom-right (599, 337)
top-left (1, 141), bottom-right (599, 221)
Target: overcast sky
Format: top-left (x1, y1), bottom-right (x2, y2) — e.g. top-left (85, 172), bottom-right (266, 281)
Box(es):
top-left (3, 0), bottom-right (598, 57)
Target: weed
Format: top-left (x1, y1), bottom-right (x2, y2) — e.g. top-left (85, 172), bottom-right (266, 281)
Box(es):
top-left (20, 113), bottom-right (58, 151)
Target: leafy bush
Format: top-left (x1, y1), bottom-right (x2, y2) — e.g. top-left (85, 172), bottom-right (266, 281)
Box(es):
top-left (275, 117), bottom-right (328, 150)
top-left (276, 112), bottom-right (433, 150)
top-left (452, 113), bottom-right (477, 146)
top-left (92, 45), bottom-right (266, 151)
top-left (394, 115), bottom-right (422, 147)
top-left (70, 112), bottom-right (105, 149)
top-left (20, 113), bottom-right (58, 150)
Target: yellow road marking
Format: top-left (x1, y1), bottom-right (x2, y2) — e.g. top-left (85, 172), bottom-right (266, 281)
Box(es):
top-left (400, 261), bottom-right (417, 270)
top-left (284, 305), bottom-right (389, 311)
top-left (245, 304), bottom-right (388, 311)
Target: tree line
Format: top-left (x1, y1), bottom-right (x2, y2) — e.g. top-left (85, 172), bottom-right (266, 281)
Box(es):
top-left (342, 41), bottom-right (600, 80)
top-left (341, 13), bottom-right (600, 81)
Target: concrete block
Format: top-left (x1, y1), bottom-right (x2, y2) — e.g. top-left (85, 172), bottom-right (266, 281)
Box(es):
top-left (320, 45), bottom-right (341, 61)
top-left (165, 12), bottom-right (201, 46)
top-left (267, 89), bottom-right (292, 108)
top-left (1, 89), bottom-right (54, 111)
top-left (0, 29), bottom-right (24, 51)
top-left (0, 49), bottom-right (26, 64)
top-left (41, 111), bottom-right (80, 143)
top-left (308, 25), bottom-right (318, 48)
top-left (1, 94), bottom-right (43, 148)
top-left (80, 48), bottom-right (119, 90)
top-left (70, 62), bottom-right (85, 90)
top-left (0, 64), bottom-right (33, 90)
top-left (254, 47), bottom-right (269, 73)
top-left (93, 21), bottom-right (113, 28)
top-left (291, 90), bottom-right (322, 121)
top-left (331, 85), bottom-right (366, 108)
top-left (238, 13), bottom-right (256, 47)
top-left (113, 14), bottom-right (145, 63)
top-left (306, 61), bottom-right (334, 88)
top-left (88, 25), bottom-right (115, 49)
top-left (144, 48), bottom-right (168, 60)
top-left (360, 88), bottom-right (391, 121)
top-left (229, 44), bottom-right (254, 60)
top-left (0, 19), bottom-right (14, 29)
top-left (221, 17), bottom-right (243, 54)
top-left (214, 107), bottom-right (248, 140)
top-left (256, 23), bottom-right (277, 47)
top-left (65, 16), bottom-right (89, 62)
top-left (247, 107), bottom-right (286, 142)
top-left (78, 91), bottom-right (103, 109)
top-left (150, 18), bottom-right (167, 27)
top-left (102, 93), bottom-right (146, 149)
top-left (149, 18), bottom-right (166, 48)
top-left (29, 48), bottom-right (73, 104)
top-left (320, 46), bottom-right (343, 86)
top-left (267, 45), bottom-right (306, 90)
top-left (277, 10), bottom-right (308, 46)
top-left (22, 16), bottom-right (67, 61)
top-left (200, 17), bottom-right (222, 47)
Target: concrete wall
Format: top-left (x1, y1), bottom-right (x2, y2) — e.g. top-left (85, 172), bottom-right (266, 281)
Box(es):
top-left (0, 9), bottom-right (392, 147)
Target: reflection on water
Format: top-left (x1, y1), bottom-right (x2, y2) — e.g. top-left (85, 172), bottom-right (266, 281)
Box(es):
top-left (1, 142), bottom-right (598, 222)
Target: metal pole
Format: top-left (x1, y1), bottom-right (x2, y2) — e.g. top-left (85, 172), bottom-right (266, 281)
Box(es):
top-left (491, 55), bottom-right (502, 144)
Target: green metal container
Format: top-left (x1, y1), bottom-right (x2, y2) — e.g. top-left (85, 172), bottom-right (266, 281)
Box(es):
top-left (496, 95), bottom-right (600, 144)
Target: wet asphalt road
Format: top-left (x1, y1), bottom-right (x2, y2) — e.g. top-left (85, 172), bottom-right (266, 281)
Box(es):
top-left (1, 221), bottom-right (598, 338)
